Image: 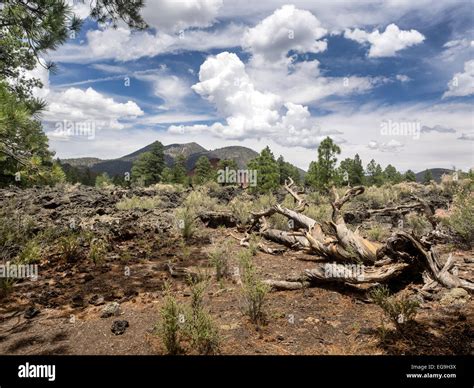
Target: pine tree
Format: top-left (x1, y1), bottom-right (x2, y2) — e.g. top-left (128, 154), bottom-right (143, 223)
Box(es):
top-left (131, 141), bottom-right (165, 186)
top-left (171, 154), bottom-right (187, 184)
top-left (404, 169), bottom-right (417, 182)
top-left (277, 155), bottom-right (301, 184)
top-left (247, 146), bottom-right (279, 193)
top-left (423, 169), bottom-right (433, 184)
top-left (384, 164), bottom-right (402, 184)
top-left (194, 156), bottom-right (214, 184)
top-left (305, 137), bottom-right (341, 190)
top-left (366, 159), bottom-right (384, 187)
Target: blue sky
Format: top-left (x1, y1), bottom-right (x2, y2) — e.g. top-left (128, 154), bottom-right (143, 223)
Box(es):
top-left (30, 0), bottom-right (474, 171)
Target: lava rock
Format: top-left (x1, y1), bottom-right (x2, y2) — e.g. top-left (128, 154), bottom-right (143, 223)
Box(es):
top-left (89, 294), bottom-right (105, 306)
top-left (111, 320), bottom-right (129, 335)
top-left (71, 295), bottom-right (84, 307)
top-left (24, 306), bottom-right (40, 319)
top-left (101, 302), bottom-right (121, 318)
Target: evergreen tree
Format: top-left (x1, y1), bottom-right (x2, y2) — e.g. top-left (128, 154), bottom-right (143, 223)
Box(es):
top-left (194, 156), bottom-right (214, 184)
top-left (383, 164), bottom-right (402, 184)
top-left (404, 169), bottom-right (417, 182)
top-left (247, 146), bottom-right (279, 193)
top-left (305, 137), bottom-right (341, 190)
top-left (0, 82), bottom-right (64, 187)
top-left (277, 155), bottom-right (301, 184)
top-left (131, 141), bottom-right (165, 186)
top-left (171, 154), bottom-right (187, 184)
top-left (338, 154), bottom-right (365, 186)
top-left (423, 169), bottom-right (433, 184)
top-left (160, 167), bottom-right (173, 184)
top-left (366, 159), bottom-right (384, 187)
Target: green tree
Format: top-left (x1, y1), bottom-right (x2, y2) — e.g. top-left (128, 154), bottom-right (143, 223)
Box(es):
top-left (247, 146), bottom-right (279, 193)
top-left (0, 82), bottom-right (64, 186)
top-left (131, 141), bottom-right (165, 186)
top-left (404, 169), bottom-right (417, 182)
top-left (338, 154), bottom-right (365, 186)
top-left (160, 167), bottom-right (173, 184)
top-left (384, 164), bottom-right (402, 184)
top-left (277, 155), bottom-right (300, 184)
top-left (423, 169), bottom-right (433, 184)
top-left (171, 154), bottom-right (187, 184)
top-left (366, 159), bottom-right (384, 187)
top-left (194, 156), bottom-right (214, 184)
top-left (305, 137), bottom-right (341, 190)
top-left (0, 0), bottom-right (146, 101)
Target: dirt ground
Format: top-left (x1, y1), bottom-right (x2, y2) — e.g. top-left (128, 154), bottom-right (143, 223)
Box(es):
top-left (1, 224), bottom-right (473, 356)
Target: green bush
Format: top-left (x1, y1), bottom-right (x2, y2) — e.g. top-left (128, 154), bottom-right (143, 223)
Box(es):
top-left (116, 195), bottom-right (161, 210)
top-left (175, 205), bottom-right (196, 240)
top-left (208, 241), bottom-right (231, 280)
top-left (58, 233), bottom-right (81, 262)
top-left (369, 286), bottom-right (419, 331)
top-left (157, 285), bottom-right (185, 355)
top-left (238, 249), bottom-right (269, 326)
top-left (88, 238), bottom-right (108, 265)
top-left (442, 191), bottom-right (474, 247)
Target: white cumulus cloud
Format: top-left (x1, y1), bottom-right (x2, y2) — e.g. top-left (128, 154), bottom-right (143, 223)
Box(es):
top-left (344, 23), bottom-right (425, 57)
top-left (443, 60), bottom-right (474, 98)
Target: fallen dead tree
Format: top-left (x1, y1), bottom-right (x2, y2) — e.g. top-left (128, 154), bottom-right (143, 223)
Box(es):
top-left (242, 178), bottom-right (473, 292)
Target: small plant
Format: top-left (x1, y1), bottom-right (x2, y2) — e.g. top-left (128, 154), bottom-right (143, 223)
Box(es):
top-left (88, 238), bottom-right (108, 265)
top-left (58, 233), bottom-right (81, 262)
top-left (116, 195), bottom-right (162, 210)
top-left (208, 241), bottom-right (231, 280)
top-left (185, 278), bottom-right (220, 355)
top-left (406, 212), bottom-right (431, 237)
top-left (0, 278), bottom-right (14, 299)
top-left (175, 205), bottom-right (196, 240)
top-left (366, 225), bottom-right (389, 242)
top-left (156, 284), bottom-right (185, 355)
top-left (369, 285), bottom-right (419, 332)
top-left (18, 239), bottom-right (41, 264)
top-left (238, 249), bottom-right (269, 326)
top-left (442, 190), bottom-right (474, 247)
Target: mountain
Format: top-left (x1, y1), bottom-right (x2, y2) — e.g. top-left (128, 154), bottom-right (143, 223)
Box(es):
top-left (415, 168), bottom-right (453, 183)
top-left (61, 142), bottom-right (261, 177)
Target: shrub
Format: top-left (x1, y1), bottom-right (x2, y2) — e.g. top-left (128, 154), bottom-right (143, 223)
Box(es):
top-left (157, 285), bottom-right (185, 355)
top-left (175, 205), bottom-right (196, 240)
top-left (116, 195), bottom-right (161, 210)
top-left (88, 238), bottom-right (108, 265)
top-left (406, 212), bottom-right (431, 237)
top-left (366, 225), bottom-right (389, 242)
top-left (442, 191), bottom-right (474, 247)
top-left (238, 249), bottom-right (269, 326)
top-left (185, 279), bottom-right (220, 355)
top-left (208, 241), bottom-right (231, 280)
top-left (58, 233), bottom-right (81, 262)
top-left (229, 197), bottom-right (253, 225)
top-left (369, 286), bottom-right (419, 332)
top-left (18, 239), bottom-right (41, 264)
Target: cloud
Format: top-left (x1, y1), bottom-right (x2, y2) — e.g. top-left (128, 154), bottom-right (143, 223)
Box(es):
top-left (344, 23), bottom-right (425, 57)
top-left (421, 125), bottom-right (455, 133)
top-left (242, 5), bottom-right (327, 67)
top-left (440, 38), bottom-right (474, 62)
top-left (144, 0), bottom-right (222, 32)
top-left (91, 63), bottom-right (129, 74)
top-left (443, 60), bottom-right (474, 98)
top-left (458, 132), bottom-right (474, 141)
top-left (52, 23), bottom-right (245, 63)
top-left (168, 52), bottom-right (329, 148)
top-left (248, 59), bottom-right (377, 105)
top-left (396, 74), bottom-right (411, 82)
top-left (26, 64), bottom-right (143, 134)
top-left (134, 68), bottom-right (191, 109)
top-left (368, 139), bottom-right (404, 152)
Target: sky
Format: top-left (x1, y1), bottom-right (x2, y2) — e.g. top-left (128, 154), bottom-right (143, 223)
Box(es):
top-left (30, 0), bottom-right (474, 172)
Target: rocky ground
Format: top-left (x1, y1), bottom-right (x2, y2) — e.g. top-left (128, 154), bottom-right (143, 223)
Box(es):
top-left (0, 184), bottom-right (472, 355)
